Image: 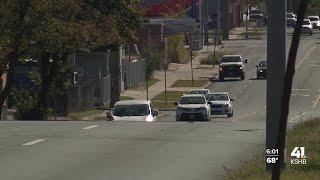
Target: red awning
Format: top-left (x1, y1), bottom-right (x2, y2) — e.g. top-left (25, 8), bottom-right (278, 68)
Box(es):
top-left (144, 0), bottom-right (200, 17)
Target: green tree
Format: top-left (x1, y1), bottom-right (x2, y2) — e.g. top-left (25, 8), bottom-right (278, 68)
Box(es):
top-left (0, 0), bottom-right (142, 119)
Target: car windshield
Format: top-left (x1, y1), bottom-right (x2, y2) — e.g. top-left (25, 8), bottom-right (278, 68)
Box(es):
top-left (191, 90), bottom-right (208, 95)
top-left (206, 94), bottom-right (229, 101)
top-left (287, 14), bottom-right (294, 18)
top-left (309, 17), bottom-right (318, 21)
top-left (221, 56), bottom-right (241, 63)
top-left (113, 104), bottom-right (150, 116)
top-left (303, 20), bottom-right (310, 25)
top-left (250, 10), bottom-right (261, 14)
top-left (179, 97), bottom-right (206, 104)
top-left (259, 61), bottom-right (267, 67)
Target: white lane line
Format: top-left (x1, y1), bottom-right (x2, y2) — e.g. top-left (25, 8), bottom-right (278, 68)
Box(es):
top-left (296, 46), bottom-right (316, 69)
top-left (232, 112), bottom-right (257, 122)
top-left (292, 89), bottom-right (311, 91)
top-left (291, 94), bottom-right (310, 97)
top-left (313, 94), bottom-right (320, 108)
top-left (23, 139), bottom-right (45, 146)
top-left (82, 125), bottom-right (99, 130)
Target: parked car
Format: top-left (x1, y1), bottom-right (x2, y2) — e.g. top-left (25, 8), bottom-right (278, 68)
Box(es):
top-left (106, 100), bottom-right (158, 122)
top-left (206, 92), bottom-right (233, 117)
top-left (175, 94), bottom-right (211, 121)
top-left (287, 18), bottom-right (296, 27)
top-left (307, 16), bottom-right (320, 29)
top-left (190, 89), bottom-right (210, 96)
top-left (219, 55), bottom-right (248, 81)
top-left (301, 19), bottom-right (313, 35)
top-left (256, 61), bottom-right (267, 79)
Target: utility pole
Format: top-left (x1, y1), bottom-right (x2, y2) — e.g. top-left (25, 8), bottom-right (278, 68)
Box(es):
top-left (190, 34), bottom-right (194, 86)
top-left (266, 0), bottom-right (287, 171)
top-left (246, 0), bottom-right (249, 39)
top-left (145, 58), bottom-right (149, 100)
top-left (163, 37), bottom-right (168, 106)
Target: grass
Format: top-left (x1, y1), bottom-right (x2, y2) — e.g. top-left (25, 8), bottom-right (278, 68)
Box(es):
top-left (171, 80), bottom-right (209, 88)
top-left (152, 100), bottom-right (176, 109)
top-left (68, 109), bottom-right (104, 120)
top-left (127, 78), bottom-right (160, 90)
top-left (120, 96), bottom-right (135, 100)
top-left (224, 119), bottom-right (320, 179)
top-left (152, 91), bottom-right (187, 101)
top-left (200, 51), bottom-right (229, 65)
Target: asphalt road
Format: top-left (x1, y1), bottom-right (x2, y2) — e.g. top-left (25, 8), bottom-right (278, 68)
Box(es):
top-left (1, 32), bottom-right (320, 180)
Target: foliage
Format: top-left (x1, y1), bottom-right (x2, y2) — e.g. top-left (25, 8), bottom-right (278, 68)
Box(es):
top-left (141, 43), bottom-right (162, 79)
top-left (168, 35), bottom-right (189, 63)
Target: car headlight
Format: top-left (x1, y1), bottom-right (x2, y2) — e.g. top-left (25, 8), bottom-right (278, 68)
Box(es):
top-left (259, 70), bottom-right (263, 72)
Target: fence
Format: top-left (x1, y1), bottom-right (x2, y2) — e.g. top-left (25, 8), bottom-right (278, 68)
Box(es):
top-left (99, 75), bottom-right (111, 107)
top-left (54, 81), bottom-right (95, 115)
top-left (124, 59), bottom-right (146, 88)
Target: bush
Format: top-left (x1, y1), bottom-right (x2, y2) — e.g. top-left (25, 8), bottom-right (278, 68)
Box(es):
top-left (141, 44), bottom-right (162, 80)
top-left (200, 51), bottom-right (227, 66)
top-left (168, 35), bottom-right (189, 63)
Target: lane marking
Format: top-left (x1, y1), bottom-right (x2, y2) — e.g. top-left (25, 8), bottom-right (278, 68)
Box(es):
top-left (313, 94), bottom-right (320, 108)
top-left (292, 89), bottom-right (311, 91)
top-left (23, 139), bottom-right (45, 146)
top-left (296, 46), bottom-right (316, 69)
top-left (291, 94), bottom-right (310, 97)
top-left (232, 112), bottom-right (257, 122)
top-left (83, 125), bottom-right (99, 130)
top-left (82, 125), bottom-right (99, 130)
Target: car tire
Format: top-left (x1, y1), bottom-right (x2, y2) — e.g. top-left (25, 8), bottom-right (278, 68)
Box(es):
top-left (240, 75), bottom-right (245, 80)
top-left (257, 75), bottom-right (260, 79)
top-left (219, 76), bottom-right (224, 81)
top-left (227, 112), bottom-right (233, 118)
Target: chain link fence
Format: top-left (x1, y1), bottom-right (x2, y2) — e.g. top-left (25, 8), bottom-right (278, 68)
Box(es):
top-left (123, 59), bottom-right (146, 88)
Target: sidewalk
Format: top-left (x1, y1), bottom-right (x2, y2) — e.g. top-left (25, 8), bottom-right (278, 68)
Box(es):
top-left (121, 45), bottom-right (220, 100)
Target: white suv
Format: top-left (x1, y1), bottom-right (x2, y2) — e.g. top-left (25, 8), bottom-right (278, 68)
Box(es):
top-left (302, 19), bottom-right (313, 35)
top-left (308, 16), bottom-right (320, 29)
top-left (206, 92), bottom-right (233, 117)
top-left (107, 100), bottom-right (158, 122)
top-left (175, 94), bottom-right (211, 121)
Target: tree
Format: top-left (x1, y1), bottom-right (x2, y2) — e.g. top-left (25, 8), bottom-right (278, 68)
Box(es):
top-left (0, 0), bottom-right (142, 119)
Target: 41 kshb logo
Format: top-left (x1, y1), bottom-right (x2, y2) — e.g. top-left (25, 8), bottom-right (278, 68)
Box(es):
top-left (290, 147), bottom-right (307, 165)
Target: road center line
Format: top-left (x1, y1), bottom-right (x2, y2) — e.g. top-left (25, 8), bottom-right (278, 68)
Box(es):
top-left (82, 125), bottom-right (99, 130)
top-left (313, 94), bottom-right (320, 108)
top-left (296, 46), bottom-right (316, 69)
top-left (23, 139), bottom-right (45, 146)
top-left (232, 112), bottom-right (257, 122)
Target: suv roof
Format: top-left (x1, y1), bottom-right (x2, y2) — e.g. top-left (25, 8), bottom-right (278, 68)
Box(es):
top-left (115, 100), bottom-right (150, 105)
top-left (182, 94), bottom-right (205, 98)
top-left (222, 55), bottom-right (242, 57)
top-left (207, 92), bottom-right (228, 95)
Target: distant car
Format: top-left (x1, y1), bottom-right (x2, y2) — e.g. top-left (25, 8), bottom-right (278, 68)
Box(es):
top-left (256, 61), bottom-right (267, 79)
top-left (175, 94), bottom-right (211, 121)
top-left (307, 16), bottom-right (320, 29)
top-left (190, 89), bottom-right (210, 95)
top-left (219, 55), bottom-right (248, 81)
top-left (287, 18), bottom-right (296, 27)
top-left (301, 19), bottom-right (313, 35)
top-left (206, 92), bottom-right (233, 117)
top-left (287, 13), bottom-right (297, 21)
top-left (107, 100), bottom-right (158, 122)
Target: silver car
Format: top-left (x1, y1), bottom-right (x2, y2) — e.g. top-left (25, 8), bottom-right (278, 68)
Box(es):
top-left (107, 100), bottom-right (158, 122)
top-left (175, 94), bottom-right (211, 121)
top-left (206, 92), bottom-right (233, 117)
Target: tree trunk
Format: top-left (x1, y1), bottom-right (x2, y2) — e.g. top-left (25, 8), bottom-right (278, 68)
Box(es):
top-left (109, 49), bottom-right (121, 107)
top-left (37, 53), bottom-right (51, 120)
top-left (272, 0), bottom-right (310, 179)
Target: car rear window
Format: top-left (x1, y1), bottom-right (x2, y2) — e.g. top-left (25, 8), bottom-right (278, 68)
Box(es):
top-left (179, 97), bottom-right (206, 105)
top-left (221, 56), bottom-right (241, 63)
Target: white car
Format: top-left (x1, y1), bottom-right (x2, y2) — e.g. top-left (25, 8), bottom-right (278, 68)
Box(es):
top-left (206, 92), bottom-right (234, 117)
top-left (190, 89), bottom-right (210, 96)
top-left (307, 16), bottom-right (320, 29)
top-left (302, 19), bottom-right (313, 35)
top-left (175, 94), bottom-right (211, 121)
top-left (287, 13), bottom-right (297, 21)
top-left (107, 100), bottom-right (158, 122)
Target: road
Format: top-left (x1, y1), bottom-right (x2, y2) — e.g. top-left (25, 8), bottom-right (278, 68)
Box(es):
top-left (0, 32), bottom-right (319, 180)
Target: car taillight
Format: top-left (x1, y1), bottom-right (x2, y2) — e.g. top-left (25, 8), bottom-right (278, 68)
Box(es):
top-left (219, 67), bottom-right (223, 71)
top-left (239, 66), bottom-right (243, 70)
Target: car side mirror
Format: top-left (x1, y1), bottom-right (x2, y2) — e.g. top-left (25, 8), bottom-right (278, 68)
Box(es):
top-left (174, 102), bottom-right (178, 105)
top-left (256, 65), bottom-right (258, 67)
top-left (245, 59), bottom-right (249, 63)
top-left (106, 110), bottom-right (112, 121)
top-left (153, 109), bottom-right (159, 116)
top-left (207, 101), bottom-right (212, 105)
top-left (230, 99), bottom-right (234, 101)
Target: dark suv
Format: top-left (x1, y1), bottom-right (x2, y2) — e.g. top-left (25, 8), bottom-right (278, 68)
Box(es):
top-left (256, 61), bottom-right (267, 79)
top-left (219, 55), bottom-right (248, 81)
